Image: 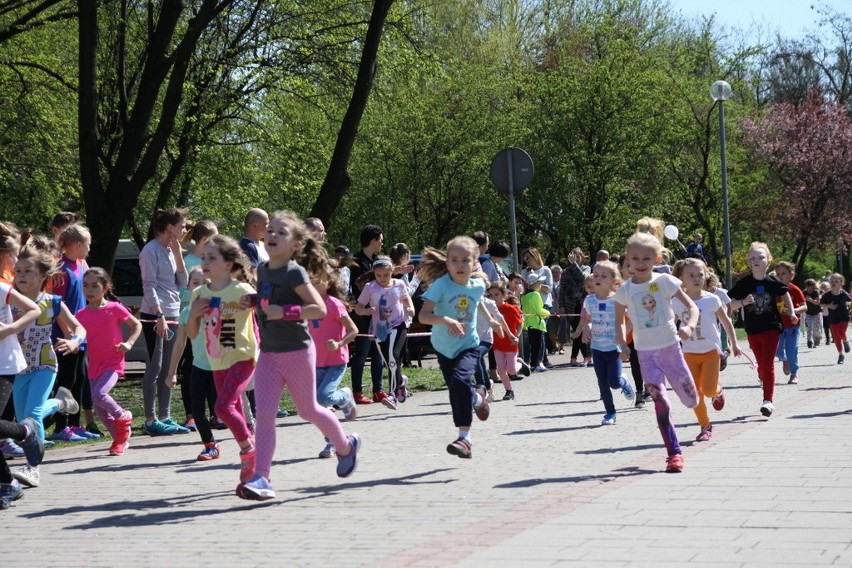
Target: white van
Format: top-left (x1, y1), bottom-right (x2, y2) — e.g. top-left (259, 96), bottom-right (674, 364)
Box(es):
top-left (111, 239), bottom-right (148, 362)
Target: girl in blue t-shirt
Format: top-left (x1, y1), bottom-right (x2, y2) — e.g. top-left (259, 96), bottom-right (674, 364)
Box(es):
top-left (575, 261), bottom-right (635, 426)
top-left (418, 236), bottom-right (501, 459)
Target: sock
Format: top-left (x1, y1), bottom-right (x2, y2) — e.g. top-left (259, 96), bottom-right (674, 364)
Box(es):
top-left (458, 430), bottom-right (471, 442)
top-left (475, 392), bottom-right (483, 407)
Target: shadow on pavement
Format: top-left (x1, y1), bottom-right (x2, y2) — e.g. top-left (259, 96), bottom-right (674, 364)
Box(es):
top-left (493, 465), bottom-right (657, 489)
top-left (295, 469), bottom-right (457, 495)
top-left (786, 409), bottom-right (852, 419)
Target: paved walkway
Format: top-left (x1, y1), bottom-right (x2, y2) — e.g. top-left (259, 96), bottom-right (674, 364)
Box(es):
top-left (7, 339), bottom-right (852, 566)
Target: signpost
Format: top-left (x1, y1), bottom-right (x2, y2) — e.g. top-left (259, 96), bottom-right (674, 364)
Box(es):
top-left (490, 147), bottom-right (534, 275)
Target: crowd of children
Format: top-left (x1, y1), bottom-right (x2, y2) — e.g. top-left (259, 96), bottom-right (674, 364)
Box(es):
top-left (0, 209), bottom-right (850, 509)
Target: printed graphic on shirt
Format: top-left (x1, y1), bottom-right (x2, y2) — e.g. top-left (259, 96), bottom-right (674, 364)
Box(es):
top-left (750, 284), bottom-right (775, 316)
top-left (634, 283), bottom-right (663, 329)
top-left (452, 294), bottom-right (474, 323)
top-left (204, 301), bottom-right (239, 358)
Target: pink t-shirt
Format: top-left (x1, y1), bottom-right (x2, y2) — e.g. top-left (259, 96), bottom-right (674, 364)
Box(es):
top-left (75, 301), bottom-right (133, 379)
top-left (309, 295), bottom-right (350, 368)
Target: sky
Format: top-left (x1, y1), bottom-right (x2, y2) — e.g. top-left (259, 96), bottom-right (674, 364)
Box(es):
top-left (666, 0), bottom-right (842, 40)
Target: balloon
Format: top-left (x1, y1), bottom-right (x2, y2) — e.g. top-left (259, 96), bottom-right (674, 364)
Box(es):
top-left (664, 225), bottom-right (679, 240)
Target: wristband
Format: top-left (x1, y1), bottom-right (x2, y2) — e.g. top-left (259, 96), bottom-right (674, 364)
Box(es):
top-left (281, 304), bottom-right (302, 320)
top-left (69, 335), bottom-right (81, 343)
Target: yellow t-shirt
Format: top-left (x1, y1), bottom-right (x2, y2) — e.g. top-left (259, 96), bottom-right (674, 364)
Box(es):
top-left (190, 280), bottom-right (257, 371)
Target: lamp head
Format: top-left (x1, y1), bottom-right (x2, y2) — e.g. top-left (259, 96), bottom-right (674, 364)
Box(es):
top-left (711, 80), bottom-right (732, 101)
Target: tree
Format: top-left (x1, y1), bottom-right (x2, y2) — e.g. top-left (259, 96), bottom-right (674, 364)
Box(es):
top-left (740, 90), bottom-right (852, 276)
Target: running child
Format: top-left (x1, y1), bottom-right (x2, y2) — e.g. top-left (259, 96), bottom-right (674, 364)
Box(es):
top-left (310, 264), bottom-right (359, 459)
top-left (576, 261), bottom-right (635, 425)
top-left (166, 266), bottom-right (221, 461)
top-left (773, 261), bottom-right (807, 383)
top-left (820, 273), bottom-right (851, 364)
top-left (487, 283), bottom-right (522, 401)
top-left (728, 242), bottom-right (797, 416)
top-left (75, 268), bottom-right (141, 456)
top-left (615, 232), bottom-right (700, 473)
top-left (11, 239), bottom-right (87, 486)
top-left (236, 211), bottom-right (360, 501)
top-left (672, 259), bottom-right (742, 441)
top-left (473, 274), bottom-right (508, 401)
top-left (355, 256), bottom-right (415, 406)
top-left (417, 236), bottom-right (501, 459)
top-left (802, 279), bottom-right (823, 349)
top-left (186, 236), bottom-right (258, 484)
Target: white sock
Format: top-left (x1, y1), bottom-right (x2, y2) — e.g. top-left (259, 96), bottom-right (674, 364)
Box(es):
top-left (458, 430), bottom-right (471, 442)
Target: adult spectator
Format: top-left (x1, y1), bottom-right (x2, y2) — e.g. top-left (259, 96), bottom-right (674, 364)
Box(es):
top-left (473, 231), bottom-right (500, 285)
top-left (348, 225), bottom-right (391, 406)
top-left (486, 241), bottom-right (510, 285)
top-left (304, 217), bottom-right (327, 242)
top-left (522, 247), bottom-right (554, 367)
top-left (559, 247), bottom-right (591, 365)
top-left (548, 264), bottom-right (569, 354)
top-left (238, 208), bottom-right (269, 267)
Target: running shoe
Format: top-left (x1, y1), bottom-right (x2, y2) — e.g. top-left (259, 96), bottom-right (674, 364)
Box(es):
top-left (665, 453), bottom-right (684, 473)
top-left (845, 341), bottom-right (850, 354)
top-left (54, 386), bottom-right (79, 415)
top-left (50, 427), bottom-right (86, 442)
top-left (781, 360), bottom-right (790, 376)
top-left (318, 440), bottom-right (335, 459)
top-left (340, 387), bottom-right (357, 421)
top-left (788, 375), bottom-right (798, 385)
top-left (336, 434), bottom-right (360, 477)
top-left (0, 480), bottom-right (23, 508)
top-left (711, 389), bottom-right (726, 411)
top-left (143, 419), bottom-right (180, 436)
top-left (18, 418), bottom-right (44, 466)
top-left (353, 392), bottom-right (373, 405)
top-left (517, 358), bottom-right (531, 376)
top-left (474, 385), bottom-right (490, 421)
top-left (760, 400), bottom-right (775, 417)
top-left (373, 391), bottom-right (398, 410)
top-left (161, 418), bottom-right (190, 433)
top-left (502, 390), bottom-right (515, 401)
top-left (601, 413), bottom-right (616, 426)
top-left (197, 442), bottom-right (220, 461)
top-left (182, 418), bottom-right (198, 432)
top-left (86, 423), bottom-right (104, 437)
top-left (1, 439), bottom-right (24, 459)
top-left (695, 425), bottom-right (712, 442)
top-left (620, 377), bottom-right (635, 403)
top-left (11, 465), bottom-right (40, 487)
top-left (446, 437), bottom-right (472, 459)
top-left (70, 426), bottom-right (101, 440)
top-left (236, 474), bottom-right (276, 501)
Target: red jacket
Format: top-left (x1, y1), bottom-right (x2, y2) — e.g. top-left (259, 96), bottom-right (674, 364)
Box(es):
top-left (494, 302), bottom-right (523, 352)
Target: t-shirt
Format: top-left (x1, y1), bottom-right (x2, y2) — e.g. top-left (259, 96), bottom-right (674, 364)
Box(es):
top-left (0, 283), bottom-right (27, 375)
top-left (583, 294), bottom-right (619, 352)
top-left (804, 288), bottom-right (822, 316)
top-left (493, 302), bottom-right (522, 353)
top-left (179, 305), bottom-right (212, 371)
top-left (728, 274), bottom-right (787, 335)
top-left (256, 261), bottom-right (312, 353)
top-left (309, 295), bottom-right (351, 368)
top-left (476, 296), bottom-right (502, 344)
top-left (14, 293), bottom-right (61, 373)
top-left (357, 279), bottom-right (409, 336)
top-left (673, 293), bottom-right (723, 354)
top-left (779, 283), bottom-right (805, 328)
top-left (239, 237), bottom-right (268, 267)
top-left (613, 273), bottom-right (682, 350)
top-left (191, 280), bottom-right (258, 370)
top-left (75, 301), bottom-right (133, 379)
top-left (820, 290), bottom-right (852, 324)
top-left (423, 273), bottom-right (485, 358)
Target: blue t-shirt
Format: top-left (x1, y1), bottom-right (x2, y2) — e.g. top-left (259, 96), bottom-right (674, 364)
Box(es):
top-left (583, 295), bottom-right (619, 352)
top-left (422, 273), bottom-right (485, 358)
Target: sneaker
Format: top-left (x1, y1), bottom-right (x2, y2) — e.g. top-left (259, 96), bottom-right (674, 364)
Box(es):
top-left (601, 413), bottom-right (616, 425)
top-left (197, 442), bottom-right (220, 461)
top-left (487, 390), bottom-right (495, 403)
top-left (711, 389), bottom-right (726, 411)
top-left (446, 437), bottom-right (472, 459)
top-left (558, 348), bottom-right (565, 355)
top-left (276, 408), bottom-right (290, 418)
top-left (18, 418), bottom-right (44, 467)
top-left (340, 387), bottom-right (358, 421)
top-left (474, 385), bottom-right (490, 421)
top-left (517, 358), bottom-right (531, 377)
top-left (781, 360), bottom-right (790, 375)
top-left (0, 481), bottom-right (23, 508)
top-left (87, 423), bottom-right (104, 437)
top-left (161, 418), bottom-right (190, 433)
top-left (318, 440), bottom-right (335, 459)
top-left (183, 418), bottom-right (198, 432)
top-left (50, 427), bottom-right (86, 442)
top-left (502, 390), bottom-right (514, 401)
top-left (54, 386), bottom-right (79, 415)
top-left (236, 474), bottom-right (276, 501)
top-left (239, 448), bottom-right (256, 483)
top-left (373, 391), bottom-right (398, 410)
top-left (395, 375), bottom-right (409, 403)
top-left (620, 378), bottom-right (635, 403)
top-left (336, 434), bottom-right (360, 477)
top-left (760, 400), bottom-right (775, 417)
top-left (1, 439), bottom-right (24, 459)
top-left (807, 340), bottom-right (813, 349)
top-left (720, 351), bottom-right (729, 371)
top-left (634, 399), bottom-right (645, 409)
top-left (70, 426), bottom-right (101, 440)
top-left (839, 354), bottom-right (845, 365)
top-left (108, 440), bottom-right (129, 456)
top-left (11, 464), bottom-right (40, 487)
top-left (788, 374), bottom-right (798, 384)
top-left (353, 392), bottom-right (373, 405)
top-left (643, 392), bottom-right (652, 403)
top-left (845, 341), bottom-right (850, 353)
top-left (584, 358), bottom-right (593, 367)
top-left (210, 417), bottom-right (228, 430)
top-left (543, 360), bottom-right (554, 369)
top-left (695, 425), bottom-right (713, 442)
top-left (568, 358), bottom-right (581, 367)
top-left (144, 419), bottom-right (179, 436)
top-left (533, 364), bottom-right (548, 373)
top-left (665, 453), bottom-right (684, 473)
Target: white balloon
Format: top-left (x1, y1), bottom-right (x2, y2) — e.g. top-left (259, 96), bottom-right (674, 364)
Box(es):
top-left (664, 225), bottom-right (679, 240)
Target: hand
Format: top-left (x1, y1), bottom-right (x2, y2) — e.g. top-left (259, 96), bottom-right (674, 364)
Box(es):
top-left (444, 317), bottom-right (465, 336)
top-left (262, 304), bottom-right (284, 320)
top-left (742, 294), bottom-right (755, 307)
top-left (239, 293), bottom-right (259, 309)
top-left (730, 342), bottom-right (742, 357)
top-left (677, 324), bottom-right (693, 340)
top-left (405, 306), bottom-right (415, 318)
top-left (326, 339), bottom-right (341, 351)
top-left (165, 374), bottom-right (177, 388)
top-left (0, 322), bottom-right (11, 340)
top-left (116, 342), bottom-right (131, 353)
top-left (190, 296), bottom-right (210, 318)
top-left (619, 345), bottom-right (630, 362)
top-left (789, 313), bottom-right (799, 325)
top-left (510, 335), bottom-right (519, 345)
top-left (155, 315), bottom-right (169, 338)
top-left (581, 328), bottom-right (591, 344)
top-left (55, 337), bottom-right (80, 355)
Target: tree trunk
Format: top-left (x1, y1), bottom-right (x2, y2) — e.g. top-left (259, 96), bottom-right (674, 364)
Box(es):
top-left (309, 0), bottom-right (393, 228)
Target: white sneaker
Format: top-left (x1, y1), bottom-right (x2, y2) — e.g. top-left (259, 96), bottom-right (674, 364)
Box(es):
top-left (318, 440), bottom-right (335, 459)
top-left (55, 386), bottom-right (80, 415)
top-left (340, 387), bottom-right (357, 421)
top-left (12, 464), bottom-right (40, 487)
top-left (760, 401), bottom-right (775, 417)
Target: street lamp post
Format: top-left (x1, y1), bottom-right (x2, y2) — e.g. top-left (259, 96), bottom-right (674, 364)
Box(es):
top-left (711, 80), bottom-right (733, 289)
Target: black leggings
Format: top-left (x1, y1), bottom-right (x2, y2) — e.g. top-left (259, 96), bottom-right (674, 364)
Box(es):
top-left (528, 328), bottom-right (545, 367)
top-left (0, 414), bottom-right (27, 484)
top-left (380, 324), bottom-right (408, 393)
top-left (569, 315), bottom-right (588, 360)
top-left (628, 340), bottom-right (644, 394)
top-left (178, 341), bottom-right (194, 417)
top-left (190, 366), bottom-right (218, 445)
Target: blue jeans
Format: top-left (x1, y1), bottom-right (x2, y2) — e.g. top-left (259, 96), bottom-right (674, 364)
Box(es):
top-left (592, 349), bottom-right (625, 415)
top-left (13, 368), bottom-right (58, 442)
top-left (775, 326), bottom-right (800, 375)
top-left (473, 341), bottom-right (492, 390)
top-left (316, 364), bottom-right (348, 408)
